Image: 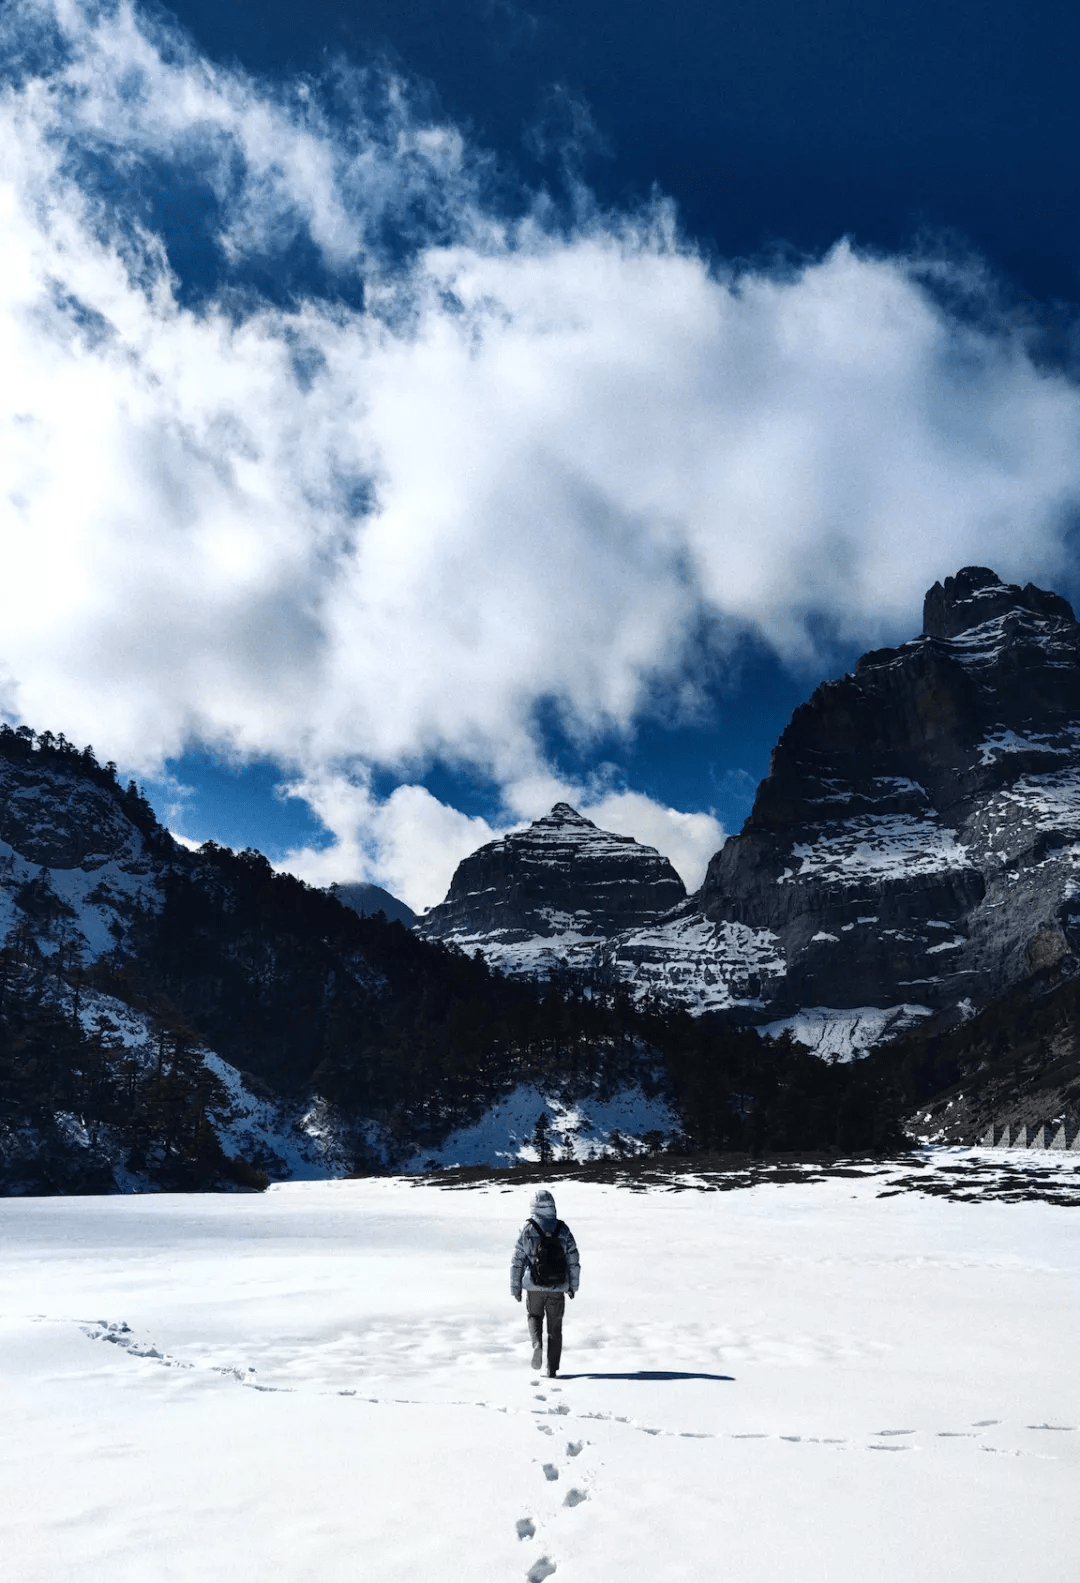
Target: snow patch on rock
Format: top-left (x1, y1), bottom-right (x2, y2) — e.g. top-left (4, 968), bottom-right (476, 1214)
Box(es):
top-left (784, 815), bottom-right (969, 884)
top-left (399, 1084), bottom-right (681, 1170)
top-left (761, 1003), bottom-right (934, 1062)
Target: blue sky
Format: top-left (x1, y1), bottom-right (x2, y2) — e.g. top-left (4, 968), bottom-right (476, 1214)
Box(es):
top-left (172, 0), bottom-right (1080, 302)
top-left (2, 0), bottom-right (1079, 907)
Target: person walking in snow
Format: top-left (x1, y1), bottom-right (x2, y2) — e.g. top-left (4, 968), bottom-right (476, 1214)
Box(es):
top-left (510, 1188), bottom-right (580, 1378)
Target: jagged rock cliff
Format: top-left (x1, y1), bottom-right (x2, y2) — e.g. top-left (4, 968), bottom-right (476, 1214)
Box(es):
top-left (417, 803), bottom-right (686, 973)
top-left (696, 565), bottom-right (1080, 1031)
top-left (423, 568), bottom-right (1080, 1053)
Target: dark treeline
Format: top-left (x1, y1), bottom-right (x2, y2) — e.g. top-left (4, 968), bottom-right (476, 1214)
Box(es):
top-left (0, 722), bottom-right (167, 849)
top-left (102, 842), bottom-right (906, 1159)
top-left (0, 945), bottom-right (266, 1193)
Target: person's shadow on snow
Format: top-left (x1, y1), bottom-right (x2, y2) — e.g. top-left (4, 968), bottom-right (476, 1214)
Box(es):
top-left (557, 1371), bottom-right (735, 1382)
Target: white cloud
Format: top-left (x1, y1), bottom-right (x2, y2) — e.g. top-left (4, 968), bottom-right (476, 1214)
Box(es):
top-left (280, 775), bottom-right (501, 913)
top-left (280, 774), bottom-right (724, 910)
top-left (3, 1), bottom-right (1080, 905)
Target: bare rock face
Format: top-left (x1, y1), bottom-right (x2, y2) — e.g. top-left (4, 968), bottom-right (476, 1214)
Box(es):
top-left (417, 803), bottom-right (686, 961)
top-left (419, 568), bottom-right (1080, 1055)
top-left (699, 566), bottom-right (1080, 1022)
top-left (922, 564), bottom-right (1074, 641)
top-left (0, 757), bottom-right (138, 869)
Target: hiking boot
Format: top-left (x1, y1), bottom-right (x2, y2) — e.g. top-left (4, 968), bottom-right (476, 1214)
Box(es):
top-left (547, 1364), bottom-right (558, 1378)
top-left (532, 1345), bottom-right (543, 1371)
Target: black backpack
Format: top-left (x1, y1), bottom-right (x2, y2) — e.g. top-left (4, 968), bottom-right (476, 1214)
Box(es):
top-left (529, 1219), bottom-right (568, 1287)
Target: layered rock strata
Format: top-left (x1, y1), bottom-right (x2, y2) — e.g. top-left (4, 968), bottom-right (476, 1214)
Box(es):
top-left (417, 802), bottom-right (686, 970)
top-left (699, 565), bottom-right (1080, 1023)
top-left (420, 568), bottom-right (1080, 1050)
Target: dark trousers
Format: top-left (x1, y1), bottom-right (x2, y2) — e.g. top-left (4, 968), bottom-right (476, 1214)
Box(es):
top-left (526, 1289), bottom-right (565, 1370)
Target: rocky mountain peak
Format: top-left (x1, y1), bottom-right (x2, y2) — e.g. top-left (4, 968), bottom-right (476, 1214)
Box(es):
top-left (923, 565), bottom-right (1075, 640)
top-left (417, 802), bottom-right (686, 951)
top-left (691, 564), bottom-right (1080, 1035)
top-left (536, 802), bottom-right (597, 830)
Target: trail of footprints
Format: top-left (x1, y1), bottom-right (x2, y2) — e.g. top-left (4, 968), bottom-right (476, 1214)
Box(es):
top-left (77, 1315), bottom-right (1079, 1581)
top-left (515, 1381), bottom-right (594, 1582)
top-left (79, 1319), bottom-right (1080, 1452)
top-left (512, 1381), bottom-right (1080, 1578)
top-left (78, 1320), bottom-right (1080, 1447)
top-left (79, 1319), bottom-right (281, 1390)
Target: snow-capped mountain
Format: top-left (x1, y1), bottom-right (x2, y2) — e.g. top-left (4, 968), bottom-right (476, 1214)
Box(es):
top-left (701, 565), bottom-right (1080, 1037)
top-left (421, 568), bottom-right (1080, 1054)
top-left (9, 560), bottom-right (1077, 1188)
top-left (417, 802), bottom-right (686, 974)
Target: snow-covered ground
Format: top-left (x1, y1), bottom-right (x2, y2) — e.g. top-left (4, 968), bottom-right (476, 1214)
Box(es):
top-left (3, 1155), bottom-right (1079, 1581)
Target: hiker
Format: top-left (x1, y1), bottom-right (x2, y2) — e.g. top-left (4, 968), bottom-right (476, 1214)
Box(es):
top-left (510, 1188), bottom-right (581, 1377)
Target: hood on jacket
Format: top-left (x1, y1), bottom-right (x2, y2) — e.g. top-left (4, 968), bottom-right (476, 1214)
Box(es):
top-left (530, 1188), bottom-right (557, 1225)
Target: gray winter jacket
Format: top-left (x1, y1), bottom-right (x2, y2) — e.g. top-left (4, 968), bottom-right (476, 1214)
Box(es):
top-left (510, 1190), bottom-right (580, 1297)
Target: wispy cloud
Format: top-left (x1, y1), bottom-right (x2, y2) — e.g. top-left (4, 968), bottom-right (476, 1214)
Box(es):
top-left (2, 0), bottom-right (1080, 905)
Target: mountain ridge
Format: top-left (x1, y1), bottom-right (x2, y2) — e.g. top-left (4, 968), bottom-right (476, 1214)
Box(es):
top-left (422, 567), bottom-right (1080, 1059)
top-left (9, 562), bottom-right (1079, 1188)
top-left (4, 726), bottom-right (889, 1189)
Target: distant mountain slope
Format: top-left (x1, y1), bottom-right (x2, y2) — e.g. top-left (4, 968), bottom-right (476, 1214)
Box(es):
top-left (864, 960), bottom-right (1080, 1148)
top-left (332, 882), bottom-right (415, 927)
top-left (417, 569), bottom-right (1080, 1054)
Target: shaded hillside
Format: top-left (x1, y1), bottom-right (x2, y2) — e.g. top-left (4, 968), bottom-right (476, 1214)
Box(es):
top-left (0, 728), bottom-right (905, 1190)
top-left (863, 965), bottom-right (1080, 1144)
top-left (333, 881), bottom-right (415, 926)
top-left (0, 726), bottom-right (909, 1188)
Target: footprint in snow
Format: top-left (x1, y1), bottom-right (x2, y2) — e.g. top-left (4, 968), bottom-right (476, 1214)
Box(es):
top-left (526, 1559), bottom-right (557, 1582)
top-left (516, 1518), bottom-right (536, 1541)
top-left (566, 1441), bottom-right (583, 1457)
top-left (563, 1489), bottom-right (588, 1508)
top-left (536, 1424), bottom-right (554, 1436)
top-left (81, 1320), bottom-right (191, 1370)
top-left (541, 1463), bottom-right (559, 1482)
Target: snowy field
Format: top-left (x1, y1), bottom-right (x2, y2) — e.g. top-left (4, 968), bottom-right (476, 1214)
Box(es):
top-left (2, 1154), bottom-right (1078, 1583)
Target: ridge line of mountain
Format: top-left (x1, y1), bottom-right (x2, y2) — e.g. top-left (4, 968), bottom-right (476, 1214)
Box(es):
top-left (418, 566), bottom-right (1080, 1061)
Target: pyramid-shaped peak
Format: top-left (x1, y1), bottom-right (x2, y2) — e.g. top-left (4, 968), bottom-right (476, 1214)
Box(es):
top-left (420, 797), bottom-right (686, 941)
top-left (535, 802), bottom-right (598, 830)
top-left (923, 566), bottom-right (1074, 640)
